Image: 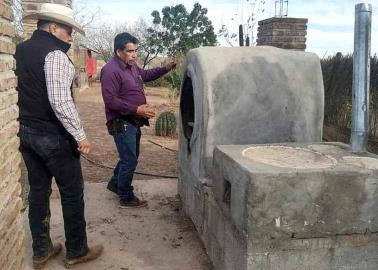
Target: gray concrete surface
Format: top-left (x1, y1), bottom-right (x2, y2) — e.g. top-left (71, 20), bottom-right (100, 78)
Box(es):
top-left (211, 142), bottom-right (378, 270)
top-left (24, 180), bottom-right (213, 270)
top-left (179, 46), bottom-right (324, 182)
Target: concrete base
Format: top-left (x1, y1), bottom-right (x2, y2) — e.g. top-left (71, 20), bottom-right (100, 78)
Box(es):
top-left (202, 190), bottom-right (378, 270)
top-left (214, 143), bottom-right (378, 239)
top-left (248, 234), bottom-right (378, 270)
top-left (181, 142), bottom-right (378, 270)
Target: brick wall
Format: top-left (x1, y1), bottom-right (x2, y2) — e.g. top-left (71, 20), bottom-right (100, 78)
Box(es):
top-left (0, 0), bottom-right (25, 269)
top-left (257, 17), bottom-right (308, 50)
top-left (22, 0), bottom-right (72, 38)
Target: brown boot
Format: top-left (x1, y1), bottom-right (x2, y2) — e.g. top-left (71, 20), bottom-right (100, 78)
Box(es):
top-left (33, 243), bottom-right (62, 269)
top-left (64, 245), bottom-right (104, 268)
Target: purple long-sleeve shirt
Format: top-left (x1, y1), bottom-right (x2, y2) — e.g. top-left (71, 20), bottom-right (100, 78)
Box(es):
top-left (100, 56), bottom-right (168, 125)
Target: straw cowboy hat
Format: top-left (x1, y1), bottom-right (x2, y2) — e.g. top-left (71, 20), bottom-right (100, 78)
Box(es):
top-left (23, 3), bottom-right (85, 35)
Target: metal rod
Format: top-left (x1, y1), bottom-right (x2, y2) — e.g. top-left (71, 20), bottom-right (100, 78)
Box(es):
top-left (275, 0), bottom-right (280, 17)
top-left (275, 1), bottom-right (277, 17)
top-left (280, 0), bottom-right (283, 17)
top-left (351, 3), bottom-right (372, 153)
top-left (239, 24), bottom-right (244, 47)
top-left (286, 0), bottom-right (289, 17)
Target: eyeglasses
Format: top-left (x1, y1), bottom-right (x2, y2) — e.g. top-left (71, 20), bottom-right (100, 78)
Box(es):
top-left (55, 23), bottom-right (73, 36)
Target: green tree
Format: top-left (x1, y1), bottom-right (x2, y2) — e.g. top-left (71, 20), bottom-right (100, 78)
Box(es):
top-left (143, 3), bottom-right (217, 94)
top-left (140, 20), bottom-right (165, 68)
top-left (146, 3), bottom-right (217, 57)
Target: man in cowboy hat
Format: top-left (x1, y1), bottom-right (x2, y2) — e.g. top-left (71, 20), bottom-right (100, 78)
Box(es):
top-left (15, 3), bottom-right (103, 269)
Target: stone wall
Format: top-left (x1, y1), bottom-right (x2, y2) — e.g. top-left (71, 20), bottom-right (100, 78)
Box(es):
top-left (0, 0), bottom-right (25, 269)
top-left (257, 17), bottom-right (308, 50)
top-left (22, 0), bottom-right (72, 38)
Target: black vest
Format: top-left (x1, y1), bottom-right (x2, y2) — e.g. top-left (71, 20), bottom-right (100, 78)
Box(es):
top-left (15, 30), bottom-right (72, 136)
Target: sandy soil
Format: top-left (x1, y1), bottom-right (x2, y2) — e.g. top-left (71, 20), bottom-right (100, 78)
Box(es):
top-left (24, 181), bottom-right (213, 270)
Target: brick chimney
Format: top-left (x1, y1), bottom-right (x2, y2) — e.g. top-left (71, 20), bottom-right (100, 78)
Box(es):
top-left (257, 17), bottom-right (308, 50)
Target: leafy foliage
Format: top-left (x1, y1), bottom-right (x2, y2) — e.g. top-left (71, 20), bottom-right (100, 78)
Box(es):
top-left (144, 3), bottom-right (216, 93)
top-left (146, 3), bottom-right (217, 57)
top-left (79, 2), bottom-right (217, 95)
top-left (145, 54), bottom-right (185, 97)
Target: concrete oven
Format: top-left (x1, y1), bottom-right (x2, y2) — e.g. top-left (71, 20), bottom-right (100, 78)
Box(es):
top-left (178, 46), bottom-right (378, 269)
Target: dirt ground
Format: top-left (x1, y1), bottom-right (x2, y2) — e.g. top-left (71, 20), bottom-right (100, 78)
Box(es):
top-left (24, 83), bottom-right (214, 270)
top-left (25, 180), bottom-right (213, 270)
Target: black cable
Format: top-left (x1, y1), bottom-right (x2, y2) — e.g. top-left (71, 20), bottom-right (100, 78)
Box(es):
top-left (147, 140), bottom-right (178, 152)
top-left (81, 155), bottom-right (178, 179)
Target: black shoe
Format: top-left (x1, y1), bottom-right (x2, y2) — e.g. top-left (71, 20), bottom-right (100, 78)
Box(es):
top-left (120, 196), bottom-right (148, 208)
top-left (107, 182), bottom-right (118, 195)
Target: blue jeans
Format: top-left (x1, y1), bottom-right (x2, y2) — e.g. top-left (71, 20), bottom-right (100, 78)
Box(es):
top-left (19, 125), bottom-right (89, 260)
top-left (110, 122), bottom-right (141, 202)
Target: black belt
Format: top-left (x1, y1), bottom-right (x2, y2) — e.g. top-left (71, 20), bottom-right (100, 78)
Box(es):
top-left (107, 118), bottom-right (127, 135)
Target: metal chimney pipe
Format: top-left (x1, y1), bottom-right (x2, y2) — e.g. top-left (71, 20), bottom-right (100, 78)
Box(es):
top-left (239, 25), bottom-right (244, 47)
top-left (351, 3), bottom-right (372, 153)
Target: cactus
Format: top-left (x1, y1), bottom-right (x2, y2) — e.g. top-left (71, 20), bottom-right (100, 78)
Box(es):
top-left (155, 111), bottom-right (177, 137)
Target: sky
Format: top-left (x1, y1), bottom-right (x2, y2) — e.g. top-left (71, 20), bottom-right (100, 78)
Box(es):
top-left (80, 0), bottom-right (378, 58)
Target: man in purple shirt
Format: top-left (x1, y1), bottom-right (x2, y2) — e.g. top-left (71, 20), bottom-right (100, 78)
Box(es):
top-left (101, 32), bottom-right (176, 208)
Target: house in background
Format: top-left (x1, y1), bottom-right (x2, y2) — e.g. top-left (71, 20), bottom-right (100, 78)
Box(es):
top-left (86, 48), bottom-right (97, 86)
top-left (73, 44), bottom-right (100, 91)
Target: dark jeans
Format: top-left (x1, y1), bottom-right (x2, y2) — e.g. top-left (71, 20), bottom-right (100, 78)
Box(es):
top-left (109, 122), bottom-right (141, 202)
top-left (19, 125), bottom-right (89, 259)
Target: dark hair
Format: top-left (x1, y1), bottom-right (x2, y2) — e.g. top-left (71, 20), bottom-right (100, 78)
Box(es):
top-left (114, 32), bottom-right (139, 53)
top-left (37, 20), bottom-right (52, 30)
